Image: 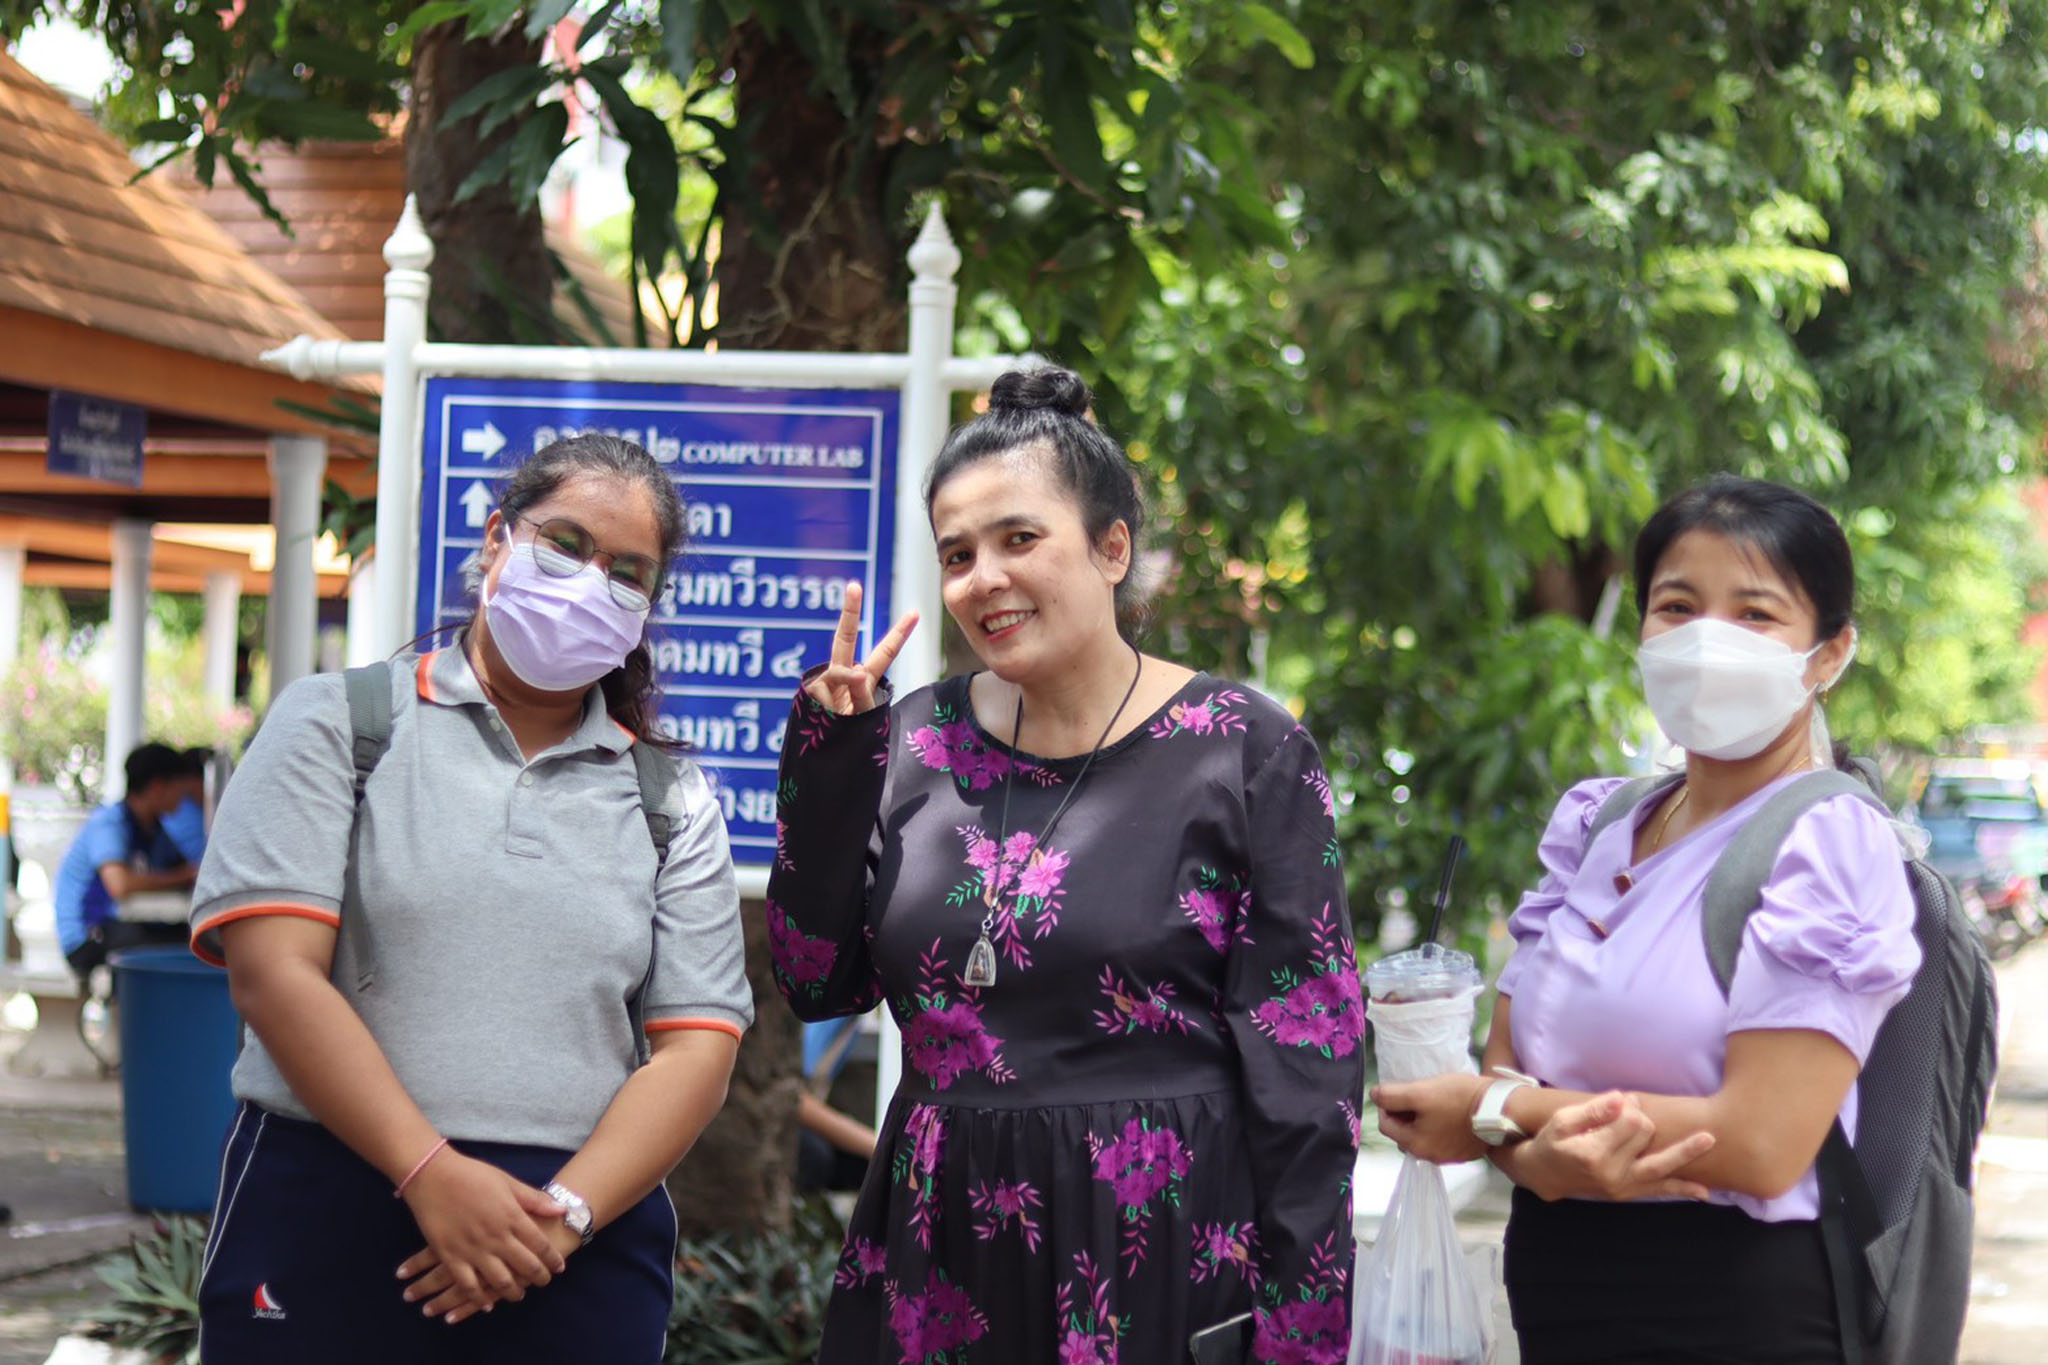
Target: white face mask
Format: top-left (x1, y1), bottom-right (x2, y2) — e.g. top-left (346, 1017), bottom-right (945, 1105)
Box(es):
top-left (1637, 618), bottom-right (1848, 761)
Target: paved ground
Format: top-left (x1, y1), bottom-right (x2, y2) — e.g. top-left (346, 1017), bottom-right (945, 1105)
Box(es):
top-left (0, 1041), bottom-right (146, 1365)
top-left (1958, 939), bottom-right (2048, 1363)
top-left (0, 944), bottom-right (2043, 1364)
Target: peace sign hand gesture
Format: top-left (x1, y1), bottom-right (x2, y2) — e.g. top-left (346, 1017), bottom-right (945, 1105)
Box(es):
top-left (804, 582), bottom-right (919, 716)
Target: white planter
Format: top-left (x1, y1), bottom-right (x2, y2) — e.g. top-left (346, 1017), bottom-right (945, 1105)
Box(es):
top-left (9, 795), bottom-right (93, 896)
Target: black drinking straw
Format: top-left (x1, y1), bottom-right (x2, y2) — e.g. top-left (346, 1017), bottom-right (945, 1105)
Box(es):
top-left (1424, 834), bottom-right (1467, 947)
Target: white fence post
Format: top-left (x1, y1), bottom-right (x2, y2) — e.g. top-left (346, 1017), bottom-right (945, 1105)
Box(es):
top-left (893, 204), bottom-right (963, 696)
top-left (873, 203), bottom-right (966, 1113)
top-left (373, 197), bottom-right (433, 659)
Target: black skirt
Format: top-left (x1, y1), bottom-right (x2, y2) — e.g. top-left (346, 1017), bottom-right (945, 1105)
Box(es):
top-left (1504, 1186), bottom-right (1845, 1364)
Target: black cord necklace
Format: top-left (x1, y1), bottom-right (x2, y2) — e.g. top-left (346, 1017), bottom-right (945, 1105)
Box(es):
top-left (964, 645), bottom-right (1144, 988)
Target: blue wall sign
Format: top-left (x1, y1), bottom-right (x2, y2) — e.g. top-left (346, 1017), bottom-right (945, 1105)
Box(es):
top-left (47, 390), bottom-right (146, 487)
top-left (418, 377), bottom-right (899, 865)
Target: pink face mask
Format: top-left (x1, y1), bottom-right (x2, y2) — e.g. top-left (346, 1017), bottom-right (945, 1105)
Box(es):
top-left (484, 534), bottom-right (648, 692)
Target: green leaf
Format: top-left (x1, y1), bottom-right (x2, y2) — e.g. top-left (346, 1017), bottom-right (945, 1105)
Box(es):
top-left (258, 101), bottom-right (384, 142)
top-left (131, 118), bottom-right (191, 144)
top-left (524, 0), bottom-right (578, 41)
top-left (1234, 3), bottom-right (1315, 70)
top-left (390, 0), bottom-right (472, 47)
top-left (658, 0), bottom-right (699, 75)
top-left (441, 62), bottom-right (553, 132)
top-left (504, 101), bottom-right (571, 204)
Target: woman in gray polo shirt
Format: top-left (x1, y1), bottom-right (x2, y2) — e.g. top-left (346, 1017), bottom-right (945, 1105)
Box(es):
top-left (187, 434), bottom-right (751, 1364)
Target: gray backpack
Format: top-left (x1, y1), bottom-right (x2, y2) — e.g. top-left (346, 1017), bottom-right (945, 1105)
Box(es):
top-left (1588, 762), bottom-right (1996, 1365)
top-left (342, 660), bottom-right (677, 1061)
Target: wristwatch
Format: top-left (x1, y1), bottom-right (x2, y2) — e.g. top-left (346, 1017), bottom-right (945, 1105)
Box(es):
top-left (1471, 1068), bottom-right (1542, 1147)
top-left (543, 1180), bottom-right (596, 1245)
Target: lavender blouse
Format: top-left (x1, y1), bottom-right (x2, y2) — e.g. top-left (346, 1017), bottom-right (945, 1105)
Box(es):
top-left (1496, 773), bottom-right (1921, 1222)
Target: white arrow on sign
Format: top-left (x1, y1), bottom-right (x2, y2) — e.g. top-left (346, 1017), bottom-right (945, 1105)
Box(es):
top-left (460, 421), bottom-right (507, 460)
top-left (458, 480), bottom-right (493, 529)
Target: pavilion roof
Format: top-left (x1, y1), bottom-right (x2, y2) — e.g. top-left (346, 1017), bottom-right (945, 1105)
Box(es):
top-left (0, 47), bottom-right (353, 376)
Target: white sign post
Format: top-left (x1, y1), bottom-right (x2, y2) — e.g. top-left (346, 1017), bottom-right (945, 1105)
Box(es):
top-left (266, 198), bottom-right (1023, 1131)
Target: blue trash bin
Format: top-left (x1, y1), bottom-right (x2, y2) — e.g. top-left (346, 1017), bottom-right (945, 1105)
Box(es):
top-left (110, 946), bottom-right (240, 1214)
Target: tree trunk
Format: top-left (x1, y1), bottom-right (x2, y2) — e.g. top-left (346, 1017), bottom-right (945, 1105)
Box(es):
top-left (712, 22), bottom-right (905, 352)
top-left (405, 24), bottom-right (557, 344)
top-left (669, 903), bottom-right (806, 1238)
top-left (664, 19), bottom-right (907, 1239)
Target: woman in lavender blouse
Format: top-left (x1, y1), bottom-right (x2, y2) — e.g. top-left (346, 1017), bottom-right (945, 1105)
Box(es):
top-left (1372, 476), bottom-right (1921, 1363)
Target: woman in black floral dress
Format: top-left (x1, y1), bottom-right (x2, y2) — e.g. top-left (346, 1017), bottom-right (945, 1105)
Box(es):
top-left (768, 366), bottom-right (1361, 1364)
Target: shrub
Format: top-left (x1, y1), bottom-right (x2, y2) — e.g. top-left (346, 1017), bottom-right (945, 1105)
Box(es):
top-left (665, 1197), bottom-right (843, 1364)
top-left (90, 1215), bottom-right (205, 1365)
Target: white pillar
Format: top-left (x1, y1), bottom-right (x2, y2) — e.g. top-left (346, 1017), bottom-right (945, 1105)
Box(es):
top-left (874, 205), bottom-right (965, 1112)
top-left (893, 204), bottom-right (960, 696)
top-left (375, 197), bottom-right (434, 659)
top-left (267, 433), bottom-right (328, 697)
top-left (103, 519), bottom-right (152, 801)
top-left (345, 552), bottom-right (380, 667)
top-left (0, 539), bottom-right (24, 798)
top-left (201, 571), bottom-right (241, 712)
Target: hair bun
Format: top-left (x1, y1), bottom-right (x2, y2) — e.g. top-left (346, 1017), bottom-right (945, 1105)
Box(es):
top-left (988, 366), bottom-right (1091, 418)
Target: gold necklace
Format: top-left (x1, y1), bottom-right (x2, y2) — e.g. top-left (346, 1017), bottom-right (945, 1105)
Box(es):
top-left (1649, 784), bottom-right (1691, 852)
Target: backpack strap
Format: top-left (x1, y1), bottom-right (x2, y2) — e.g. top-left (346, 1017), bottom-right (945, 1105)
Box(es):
top-left (628, 739), bottom-right (675, 869)
top-left (341, 661), bottom-right (403, 992)
top-left (343, 662), bottom-right (396, 800)
top-left (625, 739), bottom-right (680, 1065)
top-left (1816, 1123), bottom-right (1880, 1364)
top-left (1584, 773), bottom-right (1684, 853)
top-left (1699, 768), bottom-right (1888, 995)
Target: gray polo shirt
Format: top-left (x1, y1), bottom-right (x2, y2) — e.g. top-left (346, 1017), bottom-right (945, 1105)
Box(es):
top-left (190, 643), bottom-right (751, 1150)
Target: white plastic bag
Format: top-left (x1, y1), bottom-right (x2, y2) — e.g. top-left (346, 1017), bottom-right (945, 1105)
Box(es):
top-left (1348, 1154), bottom-right (1491, 1365)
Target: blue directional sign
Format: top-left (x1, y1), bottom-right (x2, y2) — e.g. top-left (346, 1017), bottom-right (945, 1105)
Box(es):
top-left (418, 377), bottom-right (899, 865)
top-left (47, 389), bottom-right (146, 487)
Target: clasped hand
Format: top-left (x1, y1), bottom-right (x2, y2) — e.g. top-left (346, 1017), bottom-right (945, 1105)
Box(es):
top-left (393, 1150), bottom-right (577, 1324)
top-left (1371, 1073), bottom-right (1714, 1203)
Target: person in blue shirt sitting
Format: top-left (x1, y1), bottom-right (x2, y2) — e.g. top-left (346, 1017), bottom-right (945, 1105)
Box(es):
top-left (56, 742), bottom-right (205, 981)
top-left (154, 747), bottom-right (213, 867)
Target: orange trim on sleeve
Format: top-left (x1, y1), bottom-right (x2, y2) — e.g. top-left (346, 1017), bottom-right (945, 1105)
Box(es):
top-left (644, 1017), bottom-right (745, 1041)
top-left (189, 903), bottom-right (343, 966)
top-left (416, 650), bottom-right (441, 702)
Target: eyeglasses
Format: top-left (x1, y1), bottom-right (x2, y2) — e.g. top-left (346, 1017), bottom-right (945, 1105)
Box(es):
top-left (514, 516), bottom-right (663, 612)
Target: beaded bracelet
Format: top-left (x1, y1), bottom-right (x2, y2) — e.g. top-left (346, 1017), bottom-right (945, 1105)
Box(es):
top-left (393, 1138), bottom-right (449, 1199)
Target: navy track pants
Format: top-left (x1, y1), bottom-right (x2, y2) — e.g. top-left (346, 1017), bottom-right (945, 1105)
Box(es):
top-left (198, 1103), bottom-right (676, 1365)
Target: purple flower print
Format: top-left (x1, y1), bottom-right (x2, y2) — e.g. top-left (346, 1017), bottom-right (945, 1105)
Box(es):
top-left (909, 703), bottom-right (1054, 791)
top-left (834, 1236), bottom-right (889, 1290)
top-left (1190, 1221), bottom-right (1262, 1293)
top-left (1093, 966), bottom-right (1195, 1037)
top-left (794, 695), bottom-right (835, 754)
top-left (1179, 868), bottom-right (1253, 953)
top-left (887, 1273), bottom-right (988, 1364)
top-left (969, 1178), bottom-right (1044, 1252)
top-left (1302, 765), bottom-right (1335, 819)
top-left (904, 1002), bottom-right (1004, 1089)
top-left (897, 942), bottom-right (1014, 1091)
top-left (945, 828), bottom-right (1068, 971)
top-left (1088, 1117), bottom-right (1193, 1271)
top-left (1053, 1251), bottom-right (1123, 1365)
top-left (1253, 1232), bottom-right (1351, 1365)
top-left (1016, 846), bottom-right (1070, 900)
top-left (892, 1103), bottom-right (949, 1250)
top-left (1148, 688), bottom-right (1249, 740)
top-left (1249, 905), bottom-right (1364, 1059)
top-left (765, 902), bottom-right (836, 1000)
top-left (1252, 1297), bottom-right (1348, 1365)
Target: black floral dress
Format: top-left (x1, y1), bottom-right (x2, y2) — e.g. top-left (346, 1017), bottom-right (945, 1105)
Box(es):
top-left (768, 672), bottom-right (1361, 1365)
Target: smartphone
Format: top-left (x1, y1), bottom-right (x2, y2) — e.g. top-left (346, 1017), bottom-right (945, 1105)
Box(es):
top-left (1187, 1311), bottom-right (1253, 1365)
